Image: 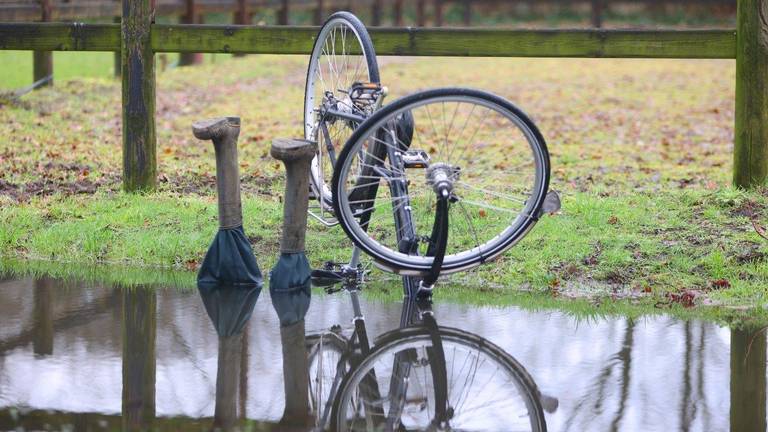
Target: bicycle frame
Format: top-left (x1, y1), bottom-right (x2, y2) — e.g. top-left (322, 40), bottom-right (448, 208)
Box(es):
top-left (309, 85), bottom-right (452, 431)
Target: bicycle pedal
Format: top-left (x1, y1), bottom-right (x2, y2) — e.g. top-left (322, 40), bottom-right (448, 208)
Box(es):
top-left (311, 269), bottom-right (343, 289)
top-left (401, 150), bottom-right (430, 169)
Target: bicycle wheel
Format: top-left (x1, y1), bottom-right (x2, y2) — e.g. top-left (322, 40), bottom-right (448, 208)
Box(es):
top-left (330, 326), bottom-right (547, 432)
top-left (305, 11), bottom-right (381, 211)
top-left (307, 331), bottom-right (351, 428)
top-left (332, 88), bottom-right (550, 275)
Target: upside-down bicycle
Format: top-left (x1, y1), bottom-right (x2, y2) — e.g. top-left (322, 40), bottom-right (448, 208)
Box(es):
top-left (303, 12), bottom-right (559, 432)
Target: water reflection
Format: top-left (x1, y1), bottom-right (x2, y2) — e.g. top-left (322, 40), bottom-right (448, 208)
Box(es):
top-left (199, 283), bottom-right (260, 431)
top-left (0, 275), bottom-right (764, 431)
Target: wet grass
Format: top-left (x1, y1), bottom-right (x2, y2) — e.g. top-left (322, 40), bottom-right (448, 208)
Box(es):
top-left (1, 54), bottom-right (767, 318)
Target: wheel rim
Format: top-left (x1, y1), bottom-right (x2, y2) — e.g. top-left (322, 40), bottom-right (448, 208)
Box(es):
top-left (334, 331), bottom-right (543, 432)
top-left (305, 15), bottom-right (378, 207)
top-left (333, 91), bottom-right (549, 274)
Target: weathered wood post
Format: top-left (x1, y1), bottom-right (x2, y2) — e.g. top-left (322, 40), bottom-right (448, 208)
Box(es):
top-left (122, 0), bottom-right (157, 192)
top-left (734, 0), bottom-right (768, 188)
top-left (416, 0), bottom-right (426, 26)
top-left (278, 0), bottom-right (289, 25)
top-left (113, 16), bottom-right (122, 78)
top-left (33, 0), bottom-right (53, 88)
top-left (462, 0), bottom-right (471, 26)
top-left (179, 0), bottom-right (203, 65)
top-left (372, 0), bottom-right (382, 26)
top-left (393, 0), bottom-right (403, 26)
top-left (435, 0), bottom-right (444, 27)
top-left (314, 0), bottom-right (324, 25)
top-left (234, 0), bottom-right (249, 57)
top-left (591, 0), bottom-right (603, 28)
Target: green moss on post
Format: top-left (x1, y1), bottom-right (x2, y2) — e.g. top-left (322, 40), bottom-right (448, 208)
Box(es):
top-left (121, 0), bottom-right (157, 192)
top-left (734, 0), bottom-right (768, 188)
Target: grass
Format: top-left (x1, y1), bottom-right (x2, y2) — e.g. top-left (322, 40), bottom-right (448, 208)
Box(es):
top-left (1, 53), bottom-right (767, 323)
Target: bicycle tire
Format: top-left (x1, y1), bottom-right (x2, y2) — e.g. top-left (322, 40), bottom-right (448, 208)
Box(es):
top-left (304, 11), bottom-right (381, 209)
top-left (330, 325), bottom-right (547, 432)
top-left (332, 87), bottom-right (551, 275)
top-left (307, 331), bottom-right (351, 428)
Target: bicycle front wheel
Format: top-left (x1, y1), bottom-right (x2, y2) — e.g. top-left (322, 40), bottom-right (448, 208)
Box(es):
top-left (332, 88), bottom-right (550, 275)
top-left (305, 11), bottom-right (380, 210)
top-left (331, 326), bottom-right (547, 432)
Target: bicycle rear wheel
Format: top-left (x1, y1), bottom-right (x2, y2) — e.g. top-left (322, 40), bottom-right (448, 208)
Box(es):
top-left (305, 11), bottom-right (381, 211)
top-left (307, 331), bottom-right (351, 429)
top-left (332, 88), bottom-right (550, 275)
top-left (331, 326), bottom-right (547, 432)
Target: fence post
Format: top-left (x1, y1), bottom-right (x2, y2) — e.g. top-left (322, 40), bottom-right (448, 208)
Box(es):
top-left (314, 0), bottom-right (324, 25)
top-left (416, 0), bottom-right (426, 26)
top-left (462, 0), bottom-right (471, 26)
top-left (179, 0), bottom-right (202, 65)
top-left (122, 0), bottom-right (157, 192)
top-left (372, 0), bottom-right (382, 26)
top-left (113, 16), bottom-right (122, 77)
top-left (234, 0), bottom-right (249, 57)
top-left (734, 0), bottom-right (768, 188)
top-left (435, 0), bottom-right (443, 27)
top-left (33, 0), bottom-right (53, 88)
top-left (590, 0), bottom-right (603, 28)
top-left (393, 0), bottom-right (403, 25)
top-left (278, 0), bottom-right (289, 25)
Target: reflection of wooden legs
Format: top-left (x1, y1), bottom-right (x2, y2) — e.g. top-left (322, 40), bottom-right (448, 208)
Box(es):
top-left (122, 287), bottom-right (156, 431)
top-left (280, 320), bottom-right (310, 426)
top-left (33, 277), bottom-right (54, 356)
top-left (239, 326), bottom-right (249, 420)
top-left (731, 328), bottom-right (767, 432)
top-left (215, 333), bottom-right (243, 430)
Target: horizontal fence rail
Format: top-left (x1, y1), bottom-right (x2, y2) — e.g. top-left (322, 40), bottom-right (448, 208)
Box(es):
top-left (0, 22), bottom-right (737, 58)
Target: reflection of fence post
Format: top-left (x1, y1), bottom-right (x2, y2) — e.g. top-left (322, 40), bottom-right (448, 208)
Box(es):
top-left (416, 0), bottom-right (426, 26)
top-left (278, 0), bottom-right (289, 25)
top-left (730, 327), bottom-right (766, 432)
top-left (591, 0), bottom-right (603, 28)
top-left (122, 0), bottom-right (157, 192)
top-left (435, 0), bottom-right (444, 27)
top-left (214, 334), bottom-right (243, 430)
top-left (179, 0), bottom-right (203, 65)
top-left (33, 277), bottom-right (54, 356)
top-left (734, 0), bottom-right (768, 188)
top-left (33, 0), bottom-right (53, 89)
top-left (393, 0), bottom-right (403, 26)
top-left (122, 287), bottom-right (156, 431)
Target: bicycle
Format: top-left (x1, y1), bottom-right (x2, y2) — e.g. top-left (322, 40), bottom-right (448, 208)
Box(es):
top-left (303, 12), bottom-right (559, 432)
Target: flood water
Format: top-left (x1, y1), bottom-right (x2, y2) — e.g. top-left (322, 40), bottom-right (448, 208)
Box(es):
top-left (0, 274), bottom-right (764, 431)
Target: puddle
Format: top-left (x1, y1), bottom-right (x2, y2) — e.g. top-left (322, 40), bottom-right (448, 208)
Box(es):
top-left (0, 274), bottom-right (764, 431)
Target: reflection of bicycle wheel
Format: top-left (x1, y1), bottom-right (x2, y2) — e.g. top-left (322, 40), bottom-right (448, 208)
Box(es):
top-left (306, 331), bottom-right (350, 428)
top-left (332, 88), bottom-right (550, 275)
top-left (331, 326), bottom-right (546, 432)
top-left (305, 11), bottom-right (381, 210)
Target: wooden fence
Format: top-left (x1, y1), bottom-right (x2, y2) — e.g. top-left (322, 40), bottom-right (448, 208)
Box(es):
top-left (2, 0), bottom-right (738, 86)
top-left (0, 0), bottom-right (764, 190)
